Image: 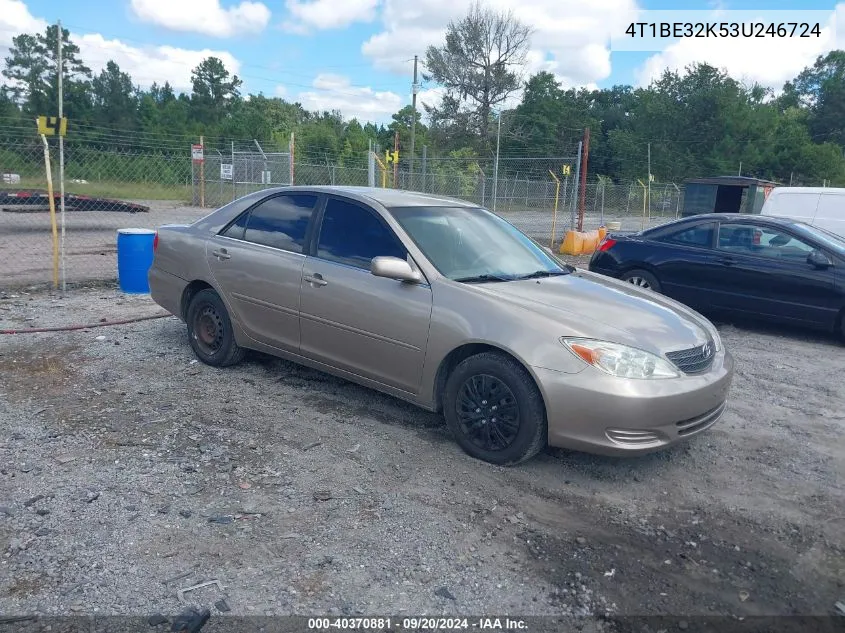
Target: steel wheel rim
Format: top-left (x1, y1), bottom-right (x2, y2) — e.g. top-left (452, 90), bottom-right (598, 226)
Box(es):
top-left (456, 373), bottom-right (520, 452)
top-left (193, 304), bottom-right (224, 355)
top-left (627, 276), bottom-right (651, 289)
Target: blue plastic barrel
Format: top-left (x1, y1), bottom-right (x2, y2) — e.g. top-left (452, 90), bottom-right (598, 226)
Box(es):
top-left (116, 228), bottom-right (156, 293)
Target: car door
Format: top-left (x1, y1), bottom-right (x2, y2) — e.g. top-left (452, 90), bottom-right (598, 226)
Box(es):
top-left (299, 196), bottom-right (433, 394)
top-left (648, 221), bottom-right (717, 311)
top-left (206, 192), bottom-right (319, 352)
top-left (708, 221), bottom-right (837, 326)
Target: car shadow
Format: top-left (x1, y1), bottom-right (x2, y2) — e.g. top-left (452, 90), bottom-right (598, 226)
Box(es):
top-left (542, 442), bottom-right (694, 480)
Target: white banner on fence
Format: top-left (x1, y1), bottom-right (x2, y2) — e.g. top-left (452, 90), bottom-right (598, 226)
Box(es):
top-left (221, 163), bottom-right (233, 180)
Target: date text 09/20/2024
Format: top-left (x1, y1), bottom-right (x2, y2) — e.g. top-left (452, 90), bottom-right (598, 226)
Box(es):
top-left (625, 22), bottom-right (822, 38)
top-left (307, 617), bottom-right (529, 630)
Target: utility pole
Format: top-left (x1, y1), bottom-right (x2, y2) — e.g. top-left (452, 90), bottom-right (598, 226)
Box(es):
top-left (577, 127), bottom-right (590, 231)
top-left (57, 20), bottom-right (66, 292)
top-left (393, 130), bottom-right (399, 188)
top-left (647, 142), bottom-right (651, 223)
top-left (571, 140), bottom-right (582, 230)
top-left (492, 112), bottom-right (502, 212)
top-left (409, 55), bottom-right (418, 189)
top-left (738, 161), bottom-right (742, 176)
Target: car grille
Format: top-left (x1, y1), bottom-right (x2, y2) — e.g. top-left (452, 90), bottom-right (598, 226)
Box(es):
top-left (665, 341), bottom-right (715, 374)
top-left (675, 402), bottom-right (726, 436)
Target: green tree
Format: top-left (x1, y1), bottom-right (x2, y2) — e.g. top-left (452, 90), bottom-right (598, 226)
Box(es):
top-left (790, 51), bottom-right (845, 146)
top-left (424, 1), bottom-right (532, 148)
top-left (92, 61), bottom-right (137, 129)
top-left (387, 105), bottom-right (428, 154)
top-left (190, 57), bottom-right (243, 128)
top-left (2, 25), bottom-right (92, 118)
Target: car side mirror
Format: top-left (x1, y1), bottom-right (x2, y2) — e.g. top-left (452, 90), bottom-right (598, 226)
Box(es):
top-left (371, 256), bottom-right (422, 283)
top-left (807, 250), bottom-right (832, 269)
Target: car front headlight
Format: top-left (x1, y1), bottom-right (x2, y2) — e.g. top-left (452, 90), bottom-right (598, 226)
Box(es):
top-left (561, 338), bottom-right (680, 379)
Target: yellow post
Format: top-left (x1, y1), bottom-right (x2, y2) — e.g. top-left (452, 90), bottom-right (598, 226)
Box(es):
top-left (637, 179), bottom-right (647, 231)
top-left (548, 169), bottom-right (561, 250)
top-left (41, 134), bottom-right (59, 288)
top-left (374, 154), bottom-right (388, 188)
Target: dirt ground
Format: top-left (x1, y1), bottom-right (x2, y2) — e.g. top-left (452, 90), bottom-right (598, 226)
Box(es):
top-left (0, 283), bottom-right (843, 624)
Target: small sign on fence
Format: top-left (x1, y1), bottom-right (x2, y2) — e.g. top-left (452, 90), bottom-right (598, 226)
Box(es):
top-left (191, 144), bottom-right (204, 162)
top-left (37, 115), bottom-right (68, 136)
top-left (220, 163), bottom-right (233, 180)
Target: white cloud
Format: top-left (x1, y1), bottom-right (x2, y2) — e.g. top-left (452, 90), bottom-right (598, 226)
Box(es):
top-left (77, 34), bottom-right (241, 92)
top-left (0, 0), bottom-right (46, 51)
top-left (130, 0), bottom-right (271, 37)
top-left (416, 86), bottom-right (445, 110)
top-left (635, 5), bottom-right (845, 89)
top-left (283, 0), bottom-right (379, 31)
top-left (0, 0), bottom-right (241, 93)
top-left (362, 0), bottom-right (639, 89)
top-left (285, 74), bottom-right (403, 122)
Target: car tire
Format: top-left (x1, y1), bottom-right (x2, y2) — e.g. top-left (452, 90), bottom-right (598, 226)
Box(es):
top-left (186, 289), bottom-right (246, 367)
top-left (443, 352), bottom-right (547, 466)
top-left (621, 268), bottom-right (662, 293)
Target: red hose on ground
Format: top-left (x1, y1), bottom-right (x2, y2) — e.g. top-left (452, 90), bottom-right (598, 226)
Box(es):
top-left (1, 312), bottom-right (173, 334)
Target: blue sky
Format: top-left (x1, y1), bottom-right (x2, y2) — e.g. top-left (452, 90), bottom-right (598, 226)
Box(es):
top-left (3, 0), bottom-right (843, 123)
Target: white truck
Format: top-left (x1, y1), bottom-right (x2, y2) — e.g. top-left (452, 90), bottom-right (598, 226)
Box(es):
top-left (760, 187), bottom-right (845, 239)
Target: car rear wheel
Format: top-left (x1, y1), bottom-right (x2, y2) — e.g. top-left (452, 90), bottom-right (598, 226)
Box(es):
top-left (622, 268), bottom-right (662, 293)
top-left (186, 289), bottom-right (246, 367)
top-left (443, 352), bottom-right (547, 466)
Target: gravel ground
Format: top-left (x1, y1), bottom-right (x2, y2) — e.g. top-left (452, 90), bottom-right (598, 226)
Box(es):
top-left (0, 283), bottom-right (843, 623)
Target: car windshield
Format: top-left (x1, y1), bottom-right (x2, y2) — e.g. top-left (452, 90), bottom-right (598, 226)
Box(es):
top-left (388, 206), bottom-right (568, 282)
top-left (789, 222), bottom-right (845, 257)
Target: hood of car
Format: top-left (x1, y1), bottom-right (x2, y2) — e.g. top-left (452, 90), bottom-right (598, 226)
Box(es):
top-left (470, 270), bottom-right (713, 354)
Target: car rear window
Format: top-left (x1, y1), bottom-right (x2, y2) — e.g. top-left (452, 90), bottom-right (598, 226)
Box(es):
top-left (222, 194), bottom-right (317, 253)
top-left (654, 222), bottom-right (715, 247)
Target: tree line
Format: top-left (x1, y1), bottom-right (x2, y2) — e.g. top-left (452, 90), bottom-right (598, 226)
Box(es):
top-left (2, 16), bottom-right (845, 186)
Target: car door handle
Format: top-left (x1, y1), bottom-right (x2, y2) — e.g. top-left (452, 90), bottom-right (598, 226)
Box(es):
top-left (716, 256), bottom-right (736, 266)
top-left (212, 248), bottom-right (231, 260)
top-left (304, 273), bottom-right (328, 287)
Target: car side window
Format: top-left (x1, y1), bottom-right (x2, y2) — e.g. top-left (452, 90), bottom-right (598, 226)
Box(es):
top-left (317, 198), bottom-right (407, 269)
top-left (223, 194), bottom-right (318, 253)
top-left (718, 223), bottom-right (816, 260)
top-left (657, 222), bottom-right (715, 248)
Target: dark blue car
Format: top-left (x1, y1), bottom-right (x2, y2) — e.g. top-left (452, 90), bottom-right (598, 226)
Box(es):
top-left (589, 213), bottom-right (845, 337)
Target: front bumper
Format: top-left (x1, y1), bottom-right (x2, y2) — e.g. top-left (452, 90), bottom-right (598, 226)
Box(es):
top-left (534, 349), bottom-right (734, 456)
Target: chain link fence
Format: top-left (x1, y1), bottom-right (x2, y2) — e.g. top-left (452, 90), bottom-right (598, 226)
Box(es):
top-left (1, 138), bottom-right (688, 288)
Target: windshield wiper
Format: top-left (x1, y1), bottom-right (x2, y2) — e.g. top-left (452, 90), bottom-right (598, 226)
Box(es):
top-left (511, 269), bottom-right (570, 280)
top-left (452, 273), bottom-right (512, 283)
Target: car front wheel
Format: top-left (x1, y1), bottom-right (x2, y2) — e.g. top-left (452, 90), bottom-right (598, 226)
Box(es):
top-left (186, 288), bottom-right (246, 367)
top-left (443, 352), bottom-right (547, 466)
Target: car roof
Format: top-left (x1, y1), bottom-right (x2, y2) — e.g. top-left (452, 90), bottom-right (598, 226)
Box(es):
top-left (768, 187), bottom-right (844, 195)
top-left (661, 213), bottom-right (803, 228)
top-left (249, 185), bottom-right (479, 208)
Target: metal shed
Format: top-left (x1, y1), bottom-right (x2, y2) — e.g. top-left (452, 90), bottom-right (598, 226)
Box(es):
top-left (681, 176), bottom-right (779, 217)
